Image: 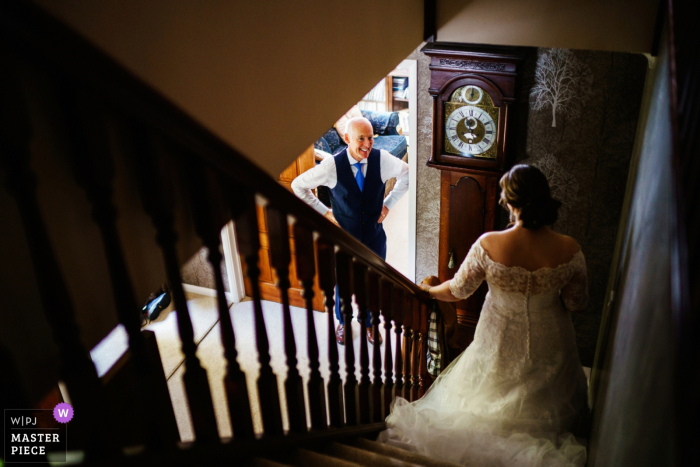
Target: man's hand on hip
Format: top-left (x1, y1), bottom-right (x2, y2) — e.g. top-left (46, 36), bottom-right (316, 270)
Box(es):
top-left (325, 209), bottom-right (339, 226)
top-left (377, 205), bottom-right (389, 223)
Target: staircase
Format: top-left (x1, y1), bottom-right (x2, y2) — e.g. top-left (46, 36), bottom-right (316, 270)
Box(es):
top-left (245, 438), bottom-right (462, 466)
top-left (0, 1), bottom-right (437, 465)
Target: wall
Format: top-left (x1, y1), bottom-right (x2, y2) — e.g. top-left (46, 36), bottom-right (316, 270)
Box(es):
top-left (181, 246), bottom-right (229, 293)
top-left (587, 29), bottom-right (675, 466)
top-left (412, 45), bottom-right (647, 366)
top-left (515, 49), bottom-right (647, 365)
top-left (437, 0), bottom-right (658, 53)
top-left (31, 0), bottom-right (424, 178)
top-left (28, 1), bottom-right (656, 179)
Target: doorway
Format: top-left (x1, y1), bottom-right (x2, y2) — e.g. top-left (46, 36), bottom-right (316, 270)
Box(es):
top-left (357, 60), bottom-right (417, 281)
top-left (223, 59), bottom-right (420, 308)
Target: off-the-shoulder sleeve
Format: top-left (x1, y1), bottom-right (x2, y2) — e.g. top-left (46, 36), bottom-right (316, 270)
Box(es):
top-left (449, 241), bottom-right (487, 300)
top-left (560, 252), bottom-right (588, 311)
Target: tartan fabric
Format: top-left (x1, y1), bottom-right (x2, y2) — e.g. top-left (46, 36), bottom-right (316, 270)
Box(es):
top-left (426, 301), bottom-right (442, 377)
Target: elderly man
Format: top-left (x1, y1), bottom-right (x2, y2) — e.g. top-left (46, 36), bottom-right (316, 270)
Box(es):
top-left (292, 117), bottom-right (409, 345)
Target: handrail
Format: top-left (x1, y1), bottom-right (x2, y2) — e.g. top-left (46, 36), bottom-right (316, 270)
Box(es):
top-left (0, 1), bottom-right (435, 464)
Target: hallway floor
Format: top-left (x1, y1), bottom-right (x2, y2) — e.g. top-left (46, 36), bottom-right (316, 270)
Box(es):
top-left (91, 290), bottom-right (591, 443)
top-left (145, 292), bottom-right (394, 442)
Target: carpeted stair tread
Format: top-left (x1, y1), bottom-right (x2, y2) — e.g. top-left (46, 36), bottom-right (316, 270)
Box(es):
top-left (349, 438), bottom-right (464, 467)
top-left (290, 448), bottom-right (365, 467)
top-left (326, 441), bottom-right (424, 466)
top-left (248, 458), bottom-right (292, 467)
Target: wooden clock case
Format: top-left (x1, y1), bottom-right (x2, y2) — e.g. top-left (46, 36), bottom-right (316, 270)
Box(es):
top-left (422, 43), bottom-right (524, 351)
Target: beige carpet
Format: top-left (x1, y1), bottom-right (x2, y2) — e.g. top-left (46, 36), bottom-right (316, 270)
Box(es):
top-left (146, 293), bottom-right (394, 442)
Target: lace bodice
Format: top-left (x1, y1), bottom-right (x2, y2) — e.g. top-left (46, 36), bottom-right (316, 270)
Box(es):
top-left (449, 239), bottom-right (588, 312)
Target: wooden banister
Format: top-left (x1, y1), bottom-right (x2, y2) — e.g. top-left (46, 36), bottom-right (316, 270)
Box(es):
top-left (0, 1), bottom-right (437, 464)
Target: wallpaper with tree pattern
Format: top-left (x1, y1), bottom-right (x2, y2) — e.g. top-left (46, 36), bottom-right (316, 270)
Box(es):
top-left (411, 44), bottom-right (648, 366)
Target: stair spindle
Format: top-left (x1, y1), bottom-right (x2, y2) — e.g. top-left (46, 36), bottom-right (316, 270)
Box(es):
top-left (316, 237), bottom-right (343, 428)
top-left (186, 164), bottom-right (255, 440)
top-left (230, 191), bottom-right (284, 437)
top-left (367, 270), bottom-right (383, 423)
top-left (0, 57), bottom-right (119, 459)
top-left (380, 280), bottom-right (394, 419)
top-left (411, 297), bottom-right (421, 402)
top-left (128, 127), bottom-right (220, 444)
top-left (336, 250), bottom-right (357, 425)
top-left (419, 301), bottom-right (431, 397)
top-left (59, 84), bottom-right (170, 449)
top-left (293, 221), bottom-right (327, 431)
top-left (393, 288), bottom-right (404, 401)
top-left (402, 292), bottom-right (413, 401)
top-left (266, 206), bottom-right (306, 433)
top-left (353, 261), bottom-right (371, 424)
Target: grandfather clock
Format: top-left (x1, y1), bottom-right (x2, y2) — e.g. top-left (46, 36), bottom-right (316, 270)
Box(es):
top-left (422, 43), bottom-right (524, 350)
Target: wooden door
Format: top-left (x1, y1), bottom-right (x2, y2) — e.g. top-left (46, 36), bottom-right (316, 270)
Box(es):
top-left (243, 146), bottom-right (326, 312)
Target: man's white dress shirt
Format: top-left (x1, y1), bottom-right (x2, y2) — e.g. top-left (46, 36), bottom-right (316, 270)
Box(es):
top-left (291, 149), bottom-right (409, 215)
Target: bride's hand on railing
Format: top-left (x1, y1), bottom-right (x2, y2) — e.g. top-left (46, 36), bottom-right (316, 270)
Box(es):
top-left (420, 276), bottom-right (440, 298)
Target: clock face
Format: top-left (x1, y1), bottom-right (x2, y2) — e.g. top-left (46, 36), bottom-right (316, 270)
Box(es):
top-left (461, 85), bottom-right (483, 104)
top-left (444, 102), bottom-right (499, 158)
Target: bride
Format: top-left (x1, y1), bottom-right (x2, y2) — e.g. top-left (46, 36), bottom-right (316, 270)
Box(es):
top-left (380, 164), bottom-right (590, 466)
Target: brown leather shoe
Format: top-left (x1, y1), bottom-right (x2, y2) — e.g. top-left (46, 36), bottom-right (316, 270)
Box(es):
top-left (366, 327), bottom-right (382, 345)
top-left (335, 324), bottom-right (345, 345)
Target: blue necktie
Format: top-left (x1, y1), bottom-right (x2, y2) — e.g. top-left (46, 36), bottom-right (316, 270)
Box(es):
top-left (354, 162), bottom-right (364, 192)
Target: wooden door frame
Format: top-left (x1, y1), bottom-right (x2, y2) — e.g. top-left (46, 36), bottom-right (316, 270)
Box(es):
top-left (404, 58), bottom-right (418, 283)
top-left (221, 221), bottom-right (246, 303)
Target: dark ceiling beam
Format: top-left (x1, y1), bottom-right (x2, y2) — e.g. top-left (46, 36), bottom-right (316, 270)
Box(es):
top-left (424, 0), bottom-right (436, 43)
top-left (651, 0), bottom-right (666, 56)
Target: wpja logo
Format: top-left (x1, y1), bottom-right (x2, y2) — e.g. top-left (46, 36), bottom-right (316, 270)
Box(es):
top-left (3, 404), bottom-right (70, 463)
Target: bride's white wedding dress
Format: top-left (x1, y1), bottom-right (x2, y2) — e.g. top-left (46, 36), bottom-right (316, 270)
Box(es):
top-left (380, 239), bottom-right (590, 467)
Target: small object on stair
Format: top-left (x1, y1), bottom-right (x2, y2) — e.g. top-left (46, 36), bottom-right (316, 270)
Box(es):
top-left (141, 284), bottom-right (171, 326)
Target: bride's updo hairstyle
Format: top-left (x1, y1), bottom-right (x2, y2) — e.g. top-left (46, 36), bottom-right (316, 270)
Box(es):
top-left (499, 164), bottom-right (561, 230)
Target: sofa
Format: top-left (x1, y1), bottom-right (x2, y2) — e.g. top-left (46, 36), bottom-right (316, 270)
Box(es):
top-left (314, 109), bottom-right (408, 160)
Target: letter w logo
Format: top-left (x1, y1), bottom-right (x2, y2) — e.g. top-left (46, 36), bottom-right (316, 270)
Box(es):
top-left (58, 409), bottom-right (69, 417)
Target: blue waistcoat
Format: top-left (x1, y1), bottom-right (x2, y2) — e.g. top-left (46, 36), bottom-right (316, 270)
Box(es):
top-left (330, 149), bottom-right (386, 259)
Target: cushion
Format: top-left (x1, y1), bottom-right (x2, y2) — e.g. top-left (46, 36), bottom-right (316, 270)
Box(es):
top-left (361, 109), bottom-right (391, 135)
top-left (320, 128), bottom-right (344, 153)
top-left (334, 105), bottom-right (364, 140)
top-left (373, 135), bottom-right (408, 159)
top-left (314, 137), bottom-right (332, 154)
